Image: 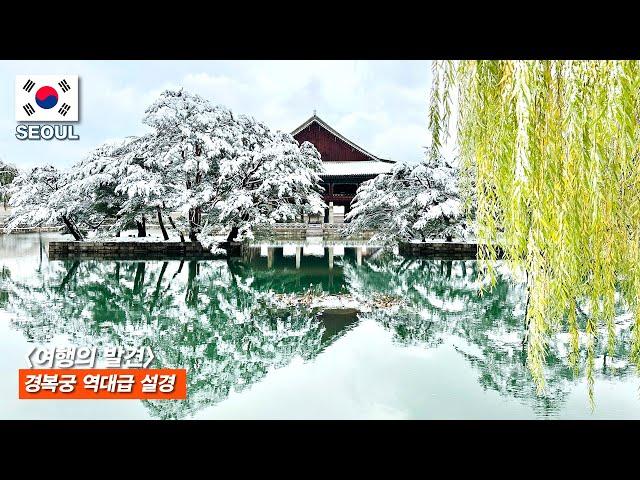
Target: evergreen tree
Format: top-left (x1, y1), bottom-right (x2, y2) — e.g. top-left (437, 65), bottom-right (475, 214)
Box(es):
top-left (346, 156), bottom-right (471, 243)
top-left (5, 166), bottom-right (87, 240)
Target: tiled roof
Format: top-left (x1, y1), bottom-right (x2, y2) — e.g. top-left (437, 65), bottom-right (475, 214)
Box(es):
top-left (292, 114), bottom-right (396, 164)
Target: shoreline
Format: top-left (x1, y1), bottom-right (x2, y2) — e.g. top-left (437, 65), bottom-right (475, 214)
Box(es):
top-left (46, 238), bottom-right (489, 261)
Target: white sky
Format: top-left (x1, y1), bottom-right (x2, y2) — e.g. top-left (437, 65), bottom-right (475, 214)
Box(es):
top-left (0, 60), bottom-right (437, 170)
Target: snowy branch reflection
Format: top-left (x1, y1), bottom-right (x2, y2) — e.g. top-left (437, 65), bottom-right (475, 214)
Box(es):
top-left (0, 242), bottom-right (636, 418)
top-left (344, 250), bottom-right (636, 414)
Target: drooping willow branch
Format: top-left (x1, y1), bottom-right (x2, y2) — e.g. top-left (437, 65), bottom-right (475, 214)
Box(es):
top-left (429, 60), bottom-right (640, 394)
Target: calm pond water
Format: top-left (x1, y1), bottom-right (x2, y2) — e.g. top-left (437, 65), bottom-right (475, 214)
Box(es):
top-left (0, 233), bottom-right (638, 419)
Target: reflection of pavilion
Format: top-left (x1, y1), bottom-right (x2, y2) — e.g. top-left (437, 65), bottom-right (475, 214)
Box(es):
top-left (242, 244), bottom-right (379, 294)
top-left (254, 244), bottom-right (376, 269)
top-left (3, 255), bottom-right (366, 419)
top-left (4, 240), bottom-right (638, 418)
top-left (318, 308), bottom-right (359, 347)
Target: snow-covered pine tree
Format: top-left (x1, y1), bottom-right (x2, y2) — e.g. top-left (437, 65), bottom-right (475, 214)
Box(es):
top-left (140, 89), bottom-right (324, 246)
top-left (411, 156), bottom-right (473, 241)
top-left (7, 89), bottom-right (325, 247)
top-left (346, 155), bottom-right (472, 243)
top-left (141, 89), bottom-right (237, 241)
top-left (63, 138), bottom-right (133, 236)
top-left (5, 165), bottom-right (88, 240)
top-left (201, 121), bottom-right (325, 245)
top-left (66, 135), bottom-right (189, 240)
top-left (109, 136), bottom-right (176, 239)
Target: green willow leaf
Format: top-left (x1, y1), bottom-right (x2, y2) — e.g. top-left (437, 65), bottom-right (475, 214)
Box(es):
top-left (430, 60), bottom-right (640, 393)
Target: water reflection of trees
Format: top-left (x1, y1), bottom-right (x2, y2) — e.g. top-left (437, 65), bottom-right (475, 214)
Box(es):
top-left (1, 247), bottom-right (636, 418)
top-left (343, 250), bottom-right (636, 415)
top-left (2, 259), bottom-right (343, 419)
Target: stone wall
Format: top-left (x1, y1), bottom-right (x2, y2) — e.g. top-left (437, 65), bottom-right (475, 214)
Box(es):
top-left (398, 241), bottom-right (504, 260)
top-left (48, 240), bottom-right (498, 261)
top-left (48, 241), bottom-right (239, 260)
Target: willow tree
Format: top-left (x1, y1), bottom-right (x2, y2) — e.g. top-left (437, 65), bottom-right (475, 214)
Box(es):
top-left (429, 60), bottom-right (640, 394)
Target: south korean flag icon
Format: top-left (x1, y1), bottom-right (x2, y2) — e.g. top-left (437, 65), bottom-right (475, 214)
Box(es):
top-left (15, 75), bottom-right (79, 122)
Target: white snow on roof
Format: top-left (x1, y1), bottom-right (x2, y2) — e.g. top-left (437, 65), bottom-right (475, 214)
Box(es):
top-left (321, 161), bottom-right (395, 177)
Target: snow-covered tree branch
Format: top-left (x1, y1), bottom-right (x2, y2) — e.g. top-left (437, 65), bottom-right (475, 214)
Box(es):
top-left (3, 89), bottom-right (325, 250)
top-left (5, 165), bottom-right (89, 240)
top-left (346, 155), bottom-right (473, 243)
